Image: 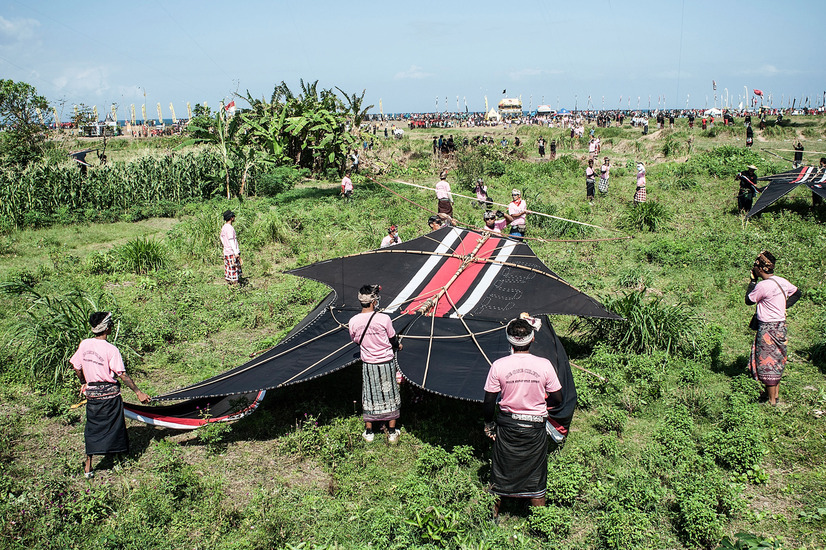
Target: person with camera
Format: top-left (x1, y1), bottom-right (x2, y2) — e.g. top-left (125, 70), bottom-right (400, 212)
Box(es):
top-left (745, 251), bottom-right (802, 405)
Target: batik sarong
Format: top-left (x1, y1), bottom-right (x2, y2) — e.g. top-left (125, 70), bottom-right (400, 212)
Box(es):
top-left (598, 177), bottom-right (609, 193)
top-left (749, 320), bottom-right (787, 386)
top-left (362, 360), bottom-right (401, 422)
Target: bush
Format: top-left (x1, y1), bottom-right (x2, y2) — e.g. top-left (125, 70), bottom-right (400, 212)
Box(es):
top-left (620, 200), bottom-right (672, 232)
top-left (572, 289), bottom-right (701, 356)
top-left (546, 454), bottom-right (589, 505)
top-left (594, 405), bottom-right (628, 435)
top-left (597, 502), bottom-right (650, 550)
top-left (254, 166), bottom-right (307, 197)
top-left (527, 504), bottom-right (572, 541)
top-left (115, 236), bottom-right (169, 274)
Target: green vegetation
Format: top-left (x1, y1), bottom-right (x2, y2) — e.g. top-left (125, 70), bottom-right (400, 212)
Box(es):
top-left (1, 111), bottom-right (825, 549)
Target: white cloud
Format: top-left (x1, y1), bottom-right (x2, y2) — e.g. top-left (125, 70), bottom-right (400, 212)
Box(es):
top-left (0, 16), bottom-right (40, 45)
top-left (508, 68), bottom-right (562, 80)
top-left (394, 65), bottom-right (434, 80)
top-left (51, 66), bottom-right (112, 98)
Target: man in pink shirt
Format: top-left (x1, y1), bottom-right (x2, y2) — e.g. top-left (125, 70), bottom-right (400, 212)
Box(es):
top-left (71, 312), bottom-right (150, 477)
top-left (349, 284), bottom-right (403, 443)
top-left (482, 210), bottom-right (509, 234)
top-left (341, 171), bottom-right (354, 200)
top-left (220, 210), bottom-right (242, 285)
top-left (483, 315), bottom-right (562, 517)
top-left (745, 251), bottom-right (801, 404)
top-left (507, 189), bottom-right (527, 240)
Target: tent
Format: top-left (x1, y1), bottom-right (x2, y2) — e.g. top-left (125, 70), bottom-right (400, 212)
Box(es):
top-left (703, 108), bottom-right (723, 117)
top-left (485, 109), bottom-right (501, 121)
top-left (124, 227), bottom-right (620, 430)
top-left (558, 108), bottom-right (571, 114)
top-left (747, 166), bottom-right (826, 217)
top-left (536, 105), bottom-right (554, 114)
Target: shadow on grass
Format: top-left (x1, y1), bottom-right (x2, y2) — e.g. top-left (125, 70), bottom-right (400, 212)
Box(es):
top-left (712, 354), bottom-right (749, 378)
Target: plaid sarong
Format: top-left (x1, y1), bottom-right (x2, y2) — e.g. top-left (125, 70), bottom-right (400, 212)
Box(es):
top-left (598, 177), bottom-right (609, 193)
top-left (634, 186), bottom-right (647, 203)
top-left (362, 359), bottom-right (401, 422)
top-left (224, 254), bottom-right (242, 283)
top-left (749, 320), bottom-right (788, 386)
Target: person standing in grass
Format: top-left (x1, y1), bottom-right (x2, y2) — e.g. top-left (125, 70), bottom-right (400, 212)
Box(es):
top-left (537, 136), bottom-right (545, 158)
top-left (435, 170), bottom-right (453, 218)
top-left (585, 159), bottom-right (596, 203)
top-left (349, 285), bottom-right (402, 443)
top-left (72, 312), bottom-right (150, 478)
top-left (598, 157), bottom-right (610, 194)
top-left (736, 165), bottom-right (761, 213)
top-left (220, 210), bottom-right (242, 285)
top-left (745, 252), bottom-right (802, 405)
top-left (483, 315), bottom-right (562, 518)
top-left (634, 163), bottom-right (647, 204)
top-left (507, 189), bottom-right (527, 240)
top-left (341, 171), bottom-right (354, 200)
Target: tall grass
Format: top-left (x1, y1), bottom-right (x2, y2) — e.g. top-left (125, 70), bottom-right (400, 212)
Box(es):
top-left (620, 201), bottom-right (671, 232)
top-left (0, 282), bottom-right (104, 387)
top-left (571, 289), bottom-right (701, 356)
top-left (115, 237), bottom-right (169, 274)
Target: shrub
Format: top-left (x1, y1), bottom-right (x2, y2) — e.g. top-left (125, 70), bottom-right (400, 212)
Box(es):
top-left (85, 251), bottom-right (117, 275)
top-left (546, 454), bottom-right (589, 505)
top-left (594, 405), bottom-right (627, 435)
top-left (527, 504), bottom-right (572, 541)
top-left (254, 166), bottom-right (307, 197)
top-left (115, 236), bottom-right (169, 274)
top-left (572, 289), bottom-right (701, 356)
top-left (620, 200), bottom-right (672, 232)
top-left (597, 502), bottom-right (650, 550)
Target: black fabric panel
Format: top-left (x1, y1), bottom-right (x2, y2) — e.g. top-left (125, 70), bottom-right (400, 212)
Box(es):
top-left (123, 392), bottom-right (262, 419)
top-left (289, 227), bottom-right (620, 320)
top-left (748, 182), bottom-right (804, 217)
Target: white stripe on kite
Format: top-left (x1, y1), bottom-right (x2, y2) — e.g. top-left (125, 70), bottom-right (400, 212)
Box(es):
top-left (799, 167), bottom-right (814, 183)
top-left (385, 228), bottom-right (463, 312)
top-left (124, 410), bottom-right (196, 430)
top-left (450, 238), bottom-right (517, 318)
top-left (818, 169), bottom-right (826, 183)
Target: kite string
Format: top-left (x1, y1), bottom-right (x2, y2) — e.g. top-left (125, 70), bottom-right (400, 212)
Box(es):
top-left (442, 291), bottom-right (493, 367)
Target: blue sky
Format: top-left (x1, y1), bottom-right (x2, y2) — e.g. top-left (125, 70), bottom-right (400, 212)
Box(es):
top-left (1, 0), bottom-right (824, 117)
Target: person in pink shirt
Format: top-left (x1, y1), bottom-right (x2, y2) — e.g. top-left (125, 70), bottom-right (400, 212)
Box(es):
top-left (634, 163), bottom-right (647, 204)
top-left (482, 210), bottom-right (509, 234)
top-left (341, 171), bottom-right (354, 200)
top-left (349, 284), bottom-right (403, 443)
top-left (598, 157), bottom-right (610, 194)
top-left (435, 170), bottom-right (454, 218)
top-left (220, 210), bottom-right (242, 285)
top-left (71, 312), bottom-right (150, 478)
top-left (585, 159), bottom-right (596, 202)
top-left (745, 251), bottom-right (802, 405)
top-left (507, 189), bottom-right (527, 240)
top-left (380, 225), bottom-right (400, 248)
top-left (483, 315), bottom-right (562, 517)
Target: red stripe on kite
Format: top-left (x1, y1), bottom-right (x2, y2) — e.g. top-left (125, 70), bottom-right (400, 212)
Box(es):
top-left (402, 233), bottom-right (502, 316)
top-left (790, 167), bottom-right (809, 184)
top-left (433, 236), bottom-right (501, 316)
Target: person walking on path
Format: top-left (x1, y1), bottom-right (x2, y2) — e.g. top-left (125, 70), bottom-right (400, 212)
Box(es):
top-left (793, 141), bottom-right (804, 168)
top-left (537, 137), bottom-right (546, 158)
top-left (745, 252), bottom-right (801, 405)
top-left (483, 315), bottom-right (563, 518)
top-left (349, 285), bottom-right (403, 443)
top-left (72, 312), bottom-right (150, 478)
top-left (634, 163), bottom-right (647, 204)
top-left (220, 210), bottom-right (242, 285)
top-left (435, 170), bottom-right (454, 218)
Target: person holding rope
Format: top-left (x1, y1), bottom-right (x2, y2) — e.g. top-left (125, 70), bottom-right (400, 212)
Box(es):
top-left (745, 252), bottom-right (801, 405)
top-left (483, 210), bottom-right (509, 234)
top-left (599, 157), bottom-right (611, 194)
top-left (435, 170), bottom-right (454, 218)
top-left (507, 189), bottom-right (527, 240)
top-left (815, 158), bottom-right (825, 207)
top-left (483, 315), bottom-right (563, 519)
top-left (72, 312), bottom-right (151, 478)
top-left (349, 285), bottom-right (403, 443)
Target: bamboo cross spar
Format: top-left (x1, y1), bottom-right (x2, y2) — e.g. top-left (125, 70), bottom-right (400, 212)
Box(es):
top-left (391, 179), bottom-right (624, 234)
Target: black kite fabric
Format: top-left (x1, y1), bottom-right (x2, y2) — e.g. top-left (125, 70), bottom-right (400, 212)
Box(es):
top-left (748, 166), bottom-right (826, 217)
top-left (131, 228), bottom-right (617, 428)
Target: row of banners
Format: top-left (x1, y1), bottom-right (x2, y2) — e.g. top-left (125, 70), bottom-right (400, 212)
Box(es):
top-left (36, 102), bottom-right (216, 127)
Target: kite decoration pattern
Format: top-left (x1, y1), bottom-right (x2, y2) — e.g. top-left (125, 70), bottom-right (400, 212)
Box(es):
top-left (124, 227), bottom-right (620, 430)
top-left (748, 166), bottom-right (826, 217)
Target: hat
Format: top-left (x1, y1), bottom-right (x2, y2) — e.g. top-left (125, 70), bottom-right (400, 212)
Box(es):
top-left (428, 215), bottom-right (441, 226)
top-left (747, 165), bottom-right (757, 170)
top-left (223, 210), bottom-right (235, 222)
top-left (388, 224), bottom-right (398, 234)
top-left (439, 170), bottom-right (448, 179)
top-left (483, 210), bottom-right (496, 220)
top-left (511, 189), bottom-right (521, 196)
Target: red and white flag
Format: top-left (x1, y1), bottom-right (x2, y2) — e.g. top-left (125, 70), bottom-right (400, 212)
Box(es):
top-left (224, 100), bottom-right (236, 115)
top-left (753, 89), bottom-right (763, 97)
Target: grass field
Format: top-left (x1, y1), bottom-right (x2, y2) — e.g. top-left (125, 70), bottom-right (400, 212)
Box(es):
top-left (1, 116), bottom-right (825, 549)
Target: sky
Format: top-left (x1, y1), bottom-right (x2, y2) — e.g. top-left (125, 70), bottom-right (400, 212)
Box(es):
top-left (1, 0), bottom-right (824, 118)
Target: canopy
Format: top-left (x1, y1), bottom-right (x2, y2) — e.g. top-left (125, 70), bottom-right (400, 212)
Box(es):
top-left (125, 227), bottom-right (619, 428)
top-left (485, 109), bottom-right (501, 120)
top-left (703, 108), bottom-right (723, 116)
top-left (536, 105), bottom-right (554, 114)
top-left (748, 166), bottom-right (826, 217)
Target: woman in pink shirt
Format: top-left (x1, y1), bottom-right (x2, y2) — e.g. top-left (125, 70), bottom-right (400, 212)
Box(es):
top-left (71, 312), bottom-right (150, 477)
top-left (745, 251), bottom-right (802, 404)
top-left (220, 210), bottom-right (242, 285)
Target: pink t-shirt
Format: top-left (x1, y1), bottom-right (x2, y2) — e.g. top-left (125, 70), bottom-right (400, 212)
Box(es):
top-left (435, 179), bottom-right (452, 200)
top-left (484, 219), bottom-right (509, 234)
top-left (749, 276), bottom-right (798, 322)
top-left (70, 338), bottom-right (126, 383)
top-left (484, 352), bottom-right (562, 417)
top-left (600, 165), bottom-right (610, 179)
top-left (220, 222), bottom-right (240, 256)
top-left (508, 199), bottom-right (527, 228)
top-left (586, 166), bottom-right (596, 179)
top-left (380, 234), bottom-right (399, 248)
top-left (349, 311), bottom-right (397, 364)
top-left (341, 176), bottom-right (353, 192)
